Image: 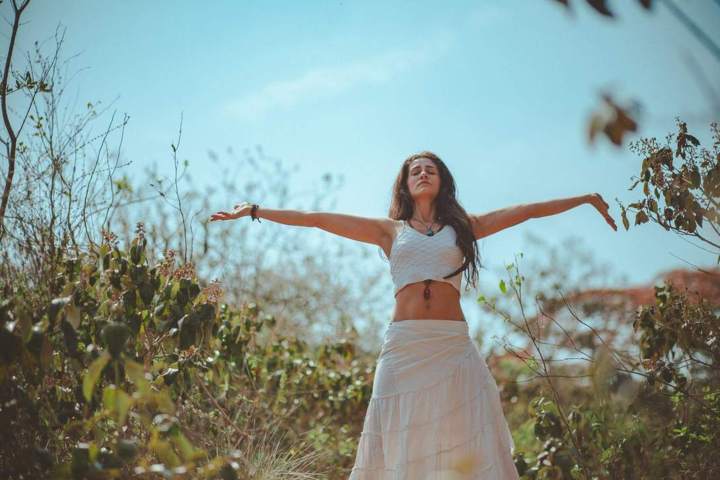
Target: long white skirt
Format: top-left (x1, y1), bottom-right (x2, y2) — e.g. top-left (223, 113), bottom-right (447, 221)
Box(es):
top-left (349, 319), bottom-right (519, 480)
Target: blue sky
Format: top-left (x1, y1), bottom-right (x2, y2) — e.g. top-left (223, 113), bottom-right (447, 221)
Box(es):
top-left (12, 0), bottom-right (720, 343)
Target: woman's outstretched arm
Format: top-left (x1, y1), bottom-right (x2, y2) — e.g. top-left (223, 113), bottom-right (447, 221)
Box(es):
top-left (469, 193), bottom-right (616, 240)
top-left (210, 201), bottom-right (396, 248)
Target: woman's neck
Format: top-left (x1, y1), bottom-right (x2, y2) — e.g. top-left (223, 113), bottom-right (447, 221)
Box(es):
top-left (413, 200), bottom-right (437, 223)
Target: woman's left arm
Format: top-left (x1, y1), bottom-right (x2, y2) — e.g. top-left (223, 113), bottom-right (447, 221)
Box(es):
top-left (470, 193), bottom-right (617, 239)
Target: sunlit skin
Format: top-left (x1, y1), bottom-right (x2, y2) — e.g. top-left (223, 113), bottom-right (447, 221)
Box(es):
top-left (391, 157), bottom-right (467, 322)
top-left (209, 155), bottom-right (617, 323)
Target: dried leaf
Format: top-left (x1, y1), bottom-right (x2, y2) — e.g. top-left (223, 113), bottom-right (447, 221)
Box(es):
top-left (635, 210), bottom-right (649, 225)
top-left (587, 94), bottom-right (638, 147)
top-left (588, 113), bottom-right (605, 144)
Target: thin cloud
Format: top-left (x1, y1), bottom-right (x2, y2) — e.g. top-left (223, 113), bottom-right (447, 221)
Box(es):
top-left (223, 33), bottom-right (454, 121)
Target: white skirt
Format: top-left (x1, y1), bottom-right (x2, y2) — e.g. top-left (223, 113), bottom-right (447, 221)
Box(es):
top-left (349, 319), bottom-right (519, 480)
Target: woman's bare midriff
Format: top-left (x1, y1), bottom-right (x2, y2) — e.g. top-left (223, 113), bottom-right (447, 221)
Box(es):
top-left (392, 280), bottom-right (465, 322)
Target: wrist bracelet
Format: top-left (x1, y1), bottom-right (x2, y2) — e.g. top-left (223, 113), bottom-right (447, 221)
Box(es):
top-left (250, 204), bottom-right (261, 222)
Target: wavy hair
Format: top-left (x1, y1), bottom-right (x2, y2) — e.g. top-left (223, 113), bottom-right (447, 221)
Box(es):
top-left (388, 151), bottom-right (481, 291)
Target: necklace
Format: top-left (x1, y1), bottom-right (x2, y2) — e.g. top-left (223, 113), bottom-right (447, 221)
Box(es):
top-left (411, 216), bottom-right (438, 236)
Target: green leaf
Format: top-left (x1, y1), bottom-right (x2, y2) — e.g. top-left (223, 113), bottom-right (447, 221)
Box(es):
top-left (101, 322), bottom-right (132, 359)
top-left (88, 442), bottom-right (99, 463)
top-left (84, 351), bottom-right (111, 402)
top-left (171, 431), bottom-right (204, 462)
top-left (150, 390), bottom-right (176, 414)
top-left (65, 303), bottom-right (81, 330)
top-left (499, 279), bottom-right (507, 294)
top-left (48, 296), bottom-right (71, 325)
top-left (103, 385), bottom-right (132, 425)
top-left (526, 357), bottom-right (539, 371)
top-left (124, 358), bottom-right (150, 394)
top-left (151, 438), bottom-right (181, 468)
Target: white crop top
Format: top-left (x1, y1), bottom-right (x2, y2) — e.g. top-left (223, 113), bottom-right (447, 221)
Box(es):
top-left (387, 220), bottom-right (464, 296)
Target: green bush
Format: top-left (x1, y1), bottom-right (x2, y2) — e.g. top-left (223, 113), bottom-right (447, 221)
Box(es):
top-left (0, 224), bottom-right (376, 479)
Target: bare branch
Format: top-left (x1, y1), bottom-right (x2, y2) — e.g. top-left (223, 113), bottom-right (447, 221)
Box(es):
top-left (0, 0), bottom-right (31, 236)
top-left (660, 0), bottom-right (720, 65)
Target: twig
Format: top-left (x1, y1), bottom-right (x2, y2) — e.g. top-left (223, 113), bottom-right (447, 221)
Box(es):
top-left (660, 0), bottom-right (720, 65)
top-left (194, 371), bottom-right (251, 443)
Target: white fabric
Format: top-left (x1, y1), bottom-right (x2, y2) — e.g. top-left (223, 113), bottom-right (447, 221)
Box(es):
top-left (349, 319), bottom-right (519, 480)
top-left (389, 221), bottom-right (464, 296)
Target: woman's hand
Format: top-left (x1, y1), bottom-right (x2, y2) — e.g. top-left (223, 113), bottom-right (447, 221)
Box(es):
top-left (587, 193), bottom-right (617, 231)
top-left (209, 201), bottom-right (253, 222)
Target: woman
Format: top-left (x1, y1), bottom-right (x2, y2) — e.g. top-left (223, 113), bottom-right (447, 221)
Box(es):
top-left (210, 151), bottom-right (617, 479)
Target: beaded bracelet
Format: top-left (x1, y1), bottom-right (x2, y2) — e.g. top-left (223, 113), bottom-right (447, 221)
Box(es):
top-left (250, 204), bottom-right (261, 222)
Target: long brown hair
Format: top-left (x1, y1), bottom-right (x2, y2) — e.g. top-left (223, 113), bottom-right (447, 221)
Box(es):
top-left (388, 151), bottom-right (481, 291)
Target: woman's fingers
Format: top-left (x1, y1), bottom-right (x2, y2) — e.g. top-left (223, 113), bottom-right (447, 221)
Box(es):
top-left (209, 211), bottom-right (234, 222)
top-left (604, 211), bottom-right (617, 230)
top-left (608, 216), bottom-right (617, 230)
top-left (591, 195), bottom-right (617, 231)
top-left (603, 212), bottom-right (616, 230)
top-left (210, 204), bottom-right (252, 222)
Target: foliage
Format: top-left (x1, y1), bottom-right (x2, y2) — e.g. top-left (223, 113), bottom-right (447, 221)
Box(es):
top-left (0, 14), bottom-right (392, 477)
top-left (620, 120), bottom-right (720, 262)
top-left (510, 281), bottom-right (720, 480)
top-left (478, 258), bottom-right (720, 479)
top-left (478, 120), bottom-right (720, 479)
top-left (0, 225), bottom-right (378, 479)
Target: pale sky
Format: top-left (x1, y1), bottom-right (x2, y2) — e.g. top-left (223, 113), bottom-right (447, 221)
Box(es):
top-left (10, 0), bottom-right (720, 346)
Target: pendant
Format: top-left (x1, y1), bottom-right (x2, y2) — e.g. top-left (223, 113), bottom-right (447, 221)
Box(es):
top-left (423, 279), bottom-right (432, 300)
top-left (426, 227), bottom-right (434, 236)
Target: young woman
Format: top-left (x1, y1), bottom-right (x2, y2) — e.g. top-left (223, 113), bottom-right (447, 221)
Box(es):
top-left (210, 151), bottom-right (617, 479)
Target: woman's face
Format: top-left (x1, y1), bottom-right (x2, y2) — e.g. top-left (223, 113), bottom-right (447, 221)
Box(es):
top-left (406, 157), bottom-right (440, 202)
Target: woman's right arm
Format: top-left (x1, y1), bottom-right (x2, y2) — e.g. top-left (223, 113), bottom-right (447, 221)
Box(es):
top-left (210, 202), bottom-right (396, 248)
